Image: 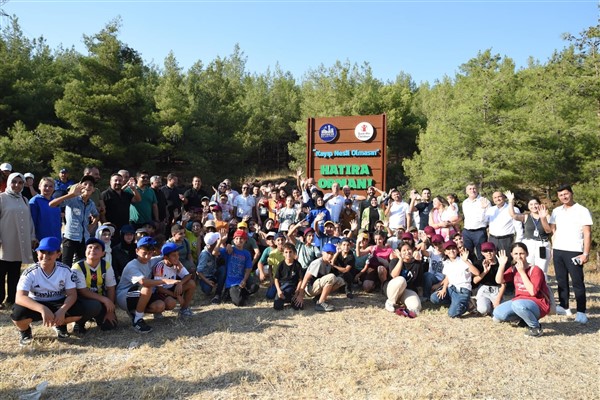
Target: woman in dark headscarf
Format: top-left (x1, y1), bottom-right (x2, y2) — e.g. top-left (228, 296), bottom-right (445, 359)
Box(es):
top-left (0, 172), bottom-right (36, 308)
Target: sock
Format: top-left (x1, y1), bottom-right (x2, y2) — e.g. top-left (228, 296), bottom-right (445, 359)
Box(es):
top-left (134, 311), bottom-right (144, 323)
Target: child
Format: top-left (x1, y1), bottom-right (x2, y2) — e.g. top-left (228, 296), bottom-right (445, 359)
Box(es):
top-left (430, 240), bottom-right (480, 317)
top-left (167, 224), bottom-right (196, 274)
top-left (197, 231), bottom-right (227, 303)
top-left (95, 224), bottom-right (115, 265)
top-left (153, 242), bottom-right (197, 317)
top-left (273, 243), bottom-right (303, 310)
top-left (473, 242), bottom-right (505, 315)
top-left (422, 234), bottom-right (446, 300)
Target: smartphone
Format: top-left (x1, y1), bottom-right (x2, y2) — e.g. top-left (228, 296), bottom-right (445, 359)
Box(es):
top-left (539, 246), bottom-right (546, 259)
top-left (571, 256), bottom-right (582, 265)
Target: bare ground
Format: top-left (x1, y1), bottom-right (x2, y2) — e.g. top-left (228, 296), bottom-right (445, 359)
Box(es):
top-left (1, 265), bottom-right (599, 400)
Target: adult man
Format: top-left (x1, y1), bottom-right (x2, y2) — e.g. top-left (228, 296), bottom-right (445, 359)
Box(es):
top-left (385, 189), bottom-right (410, 232)
top-left (11, 237), bottom-right (87, 345)
top-left (50, 175), bottom-right (99, 265)
top-left (485, 191), bottom-right (522, 253)
top-left (296, 243), bottom-right (345, 312)
top-left (183, 176), bottom-right (209, 212)
top-left (127, 171), bottom-right (159, 229)
top-left (102, 173), bottom-right (141, 232)
top-left (160, 173), bottom-right (182, 225)
top-left (150, 175), bottom-right (168, 233)
top-left (549, 184), bottom-right (593, 324)
top-left (324, 182), bottom-right (345, 224)
top-left (409, 188), bottom-right (433, 231)
top-left (53, 168), bottom-right (74, 199)
top-left (71, 238), bottom-right (118, 333)
top-left (233, 183), bottom-right (256, 221)
top-left (461, 183), bottom-right (490, 260)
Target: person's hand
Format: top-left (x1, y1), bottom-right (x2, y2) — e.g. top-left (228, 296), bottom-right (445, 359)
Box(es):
top-left (219, 228), bottom-right (228, 239)
top-left (239, 280), bottom-right (246, 289)
top-left (277, 289), bottom-right (284, 299)
top-left (259, 270), bottom-right (265, 282)
top-left (410, 190), bottom-right (418, 201)
top-left (460, 248), bottom-right (470, 262)
top-left (102, 298), bottom-right (115, 313)
top-left (315, 212), bottom-right (325, 222)
top-left (480, 197), bottom-right (488, 208)
top-left (71, 183), bottom-right (84, 196)
top-left (208, 280), bottom-right (216, 288)
top-left (163, 278), bottom-right (180, 286)
top-left (178, 194), bottom-right (185, 201)
top-left (515, 259), bottom-right (526, 274)
top-left (31, 239), bottom-right (39, 250)
top-left (174, 282), bottom-right (183, 296)
top-left (504, 190), bottom-right (514, 203)
top-left (482, 260), bottom-right (491, 274)
top-left (181, 211), bottom-right (191, 223)
top-left (40, 306), bottom-right (55, 327)
top-left (226, 244), bottom-right (233, 255)
top-left (104, 310), bottom-right (118, 325)
top-left (350, 219), bottom-right (358, 231)
top-left (296, 167), bottom-right (303, 178)
top-left (577, 254), bottom-right (589, 265)
top-left (293, 290), bottom-right (304, 307)
top-left (497, 249), bottom-right (508, 267)
top-left (53, 308), bottom-right (67, 326)
top-left (538, 204), bottom-right (549, 218)
top-left (279, 181), bottom-right (287, 188)
top-left (437, 286), bottom-right (447, 300)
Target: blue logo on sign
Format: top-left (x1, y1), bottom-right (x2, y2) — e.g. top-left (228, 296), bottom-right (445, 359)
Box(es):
top-left (319, 124), bottom-right (338, 143)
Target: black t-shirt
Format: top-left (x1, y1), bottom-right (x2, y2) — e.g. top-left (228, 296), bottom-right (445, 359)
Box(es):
top-left (415, 202), bottom-right (434, 230)
top-left (183, 188), bottom-right (209, 211)
top-left (101, 188), bottom-right (134, 229)
top-left (160, 185), bottom-right (182, 221)
top-left (275, 260), bottom-right (302, 288)
top-left (475, 260), bottom-right (500, 287)
top-left (333, 252), bottom-right (355, 275)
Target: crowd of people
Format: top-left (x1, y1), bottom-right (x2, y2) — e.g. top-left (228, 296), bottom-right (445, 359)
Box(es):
top-left (0, 162), bottom-right (593, 345)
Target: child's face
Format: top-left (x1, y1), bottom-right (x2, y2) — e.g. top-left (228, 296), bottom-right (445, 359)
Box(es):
top-left (123, 232), bottom-right (135, 244)
top-left (165, 251), bottom-right (180, 266)
top-left (136, 247), bottom-right (153, 264)
top-left (85, 243), bottom-right (104, 261)
top-left (275, 237), bottom-right (284, 249)
top-left (173, 230), bottom-right (185, 241)
top-left (100, 229), bottom-right (112, 243)
top-left (283, 248), bottom-right (295, 262)
top-left (445, 247), bottom-right (458, 259)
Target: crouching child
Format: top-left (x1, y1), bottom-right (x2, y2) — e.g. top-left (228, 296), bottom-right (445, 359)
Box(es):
top-left (153, 242), bottom-right (197, 317)
top-left (273, 243), bottom-right (303, 310)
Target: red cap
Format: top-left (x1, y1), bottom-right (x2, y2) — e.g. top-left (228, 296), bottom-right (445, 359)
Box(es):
top-left (233, 229), bottom-right (248, 240)
top-left (424, 226), bottom-right (435, 235)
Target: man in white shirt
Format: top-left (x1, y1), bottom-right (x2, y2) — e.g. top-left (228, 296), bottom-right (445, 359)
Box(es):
top-left (549, 184), bottom-right (593, 324)
top-left (324, 182), bottom-right (345, 224)
top-left (233, 183), bottom-right (256, 220)
top-left (461, 183), bottom-right (490, 260)
top-left (485, 191), bottom-right (522, 253)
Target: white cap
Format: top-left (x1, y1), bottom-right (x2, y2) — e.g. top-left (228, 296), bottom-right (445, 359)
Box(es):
top-left (24, 173), bottom-right (34, 179)
top-left (204, 232), bottom-right (220, 246)
top-left (0, 163), bottom-right (12, 171)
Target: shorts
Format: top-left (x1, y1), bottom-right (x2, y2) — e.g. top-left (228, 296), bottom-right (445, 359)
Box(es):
top-left (11, 299), bottom-right (85, 321)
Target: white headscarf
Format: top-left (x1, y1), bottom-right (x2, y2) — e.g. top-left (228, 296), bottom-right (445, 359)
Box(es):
top-left (4, 172), bottom-right (25, 197)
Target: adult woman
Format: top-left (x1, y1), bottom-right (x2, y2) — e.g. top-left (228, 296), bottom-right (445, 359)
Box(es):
top-left (361, 196), bottom-right (385, 236)
top-left (384, 243), bottom-right (423, 316)
top-left (29, 177), bottom-right (62, 242)
top-left (429, 196), bottom-right (461, 241)
top-left (504, 191), bottom-right (552, 278)
top-left (493, 243), bottom-right (550, 337)
top-left (0, 173), bottom-right (36, 308)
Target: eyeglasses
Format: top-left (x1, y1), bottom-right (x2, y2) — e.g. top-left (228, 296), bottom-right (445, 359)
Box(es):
top-left (140, 176), bottom-right (149, 180)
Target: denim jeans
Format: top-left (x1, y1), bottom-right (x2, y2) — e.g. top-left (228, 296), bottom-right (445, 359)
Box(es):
top-left (493, 299), bottom-right (541, 328)
top-left (430, 285), bottom-right (471, 318)
top-left (462, 228), bottom-right (487, 261)
top-left (423, 272), bottom-right (441, 299)
top-left (198, 266), bottom-right (226, 297)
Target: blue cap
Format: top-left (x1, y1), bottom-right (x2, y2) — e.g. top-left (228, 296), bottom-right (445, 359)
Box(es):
top-left (137, 236), bottom-right (157, 248)
top-left (85, 237), bottom-right (105, 252)
top-left (322, 243), bottom-right (337, 253)
top-left (36, 237), bottom-right (61, 252)
top-left (120, 224), bottom-right (135, 234)
top-left (161, 242), bottom-right (182, 257)
top-left (274, 232), bottom-right (286, 240)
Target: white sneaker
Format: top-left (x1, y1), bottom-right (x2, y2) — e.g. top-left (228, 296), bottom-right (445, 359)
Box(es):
top-left (555, 305), bottom-right (572, 316)
top-left (575, 312), bottom-right (589, 324)
top-left (492, 317), bottom-right (501, 323)
top-left (384, 299), bottom-right (395, 312)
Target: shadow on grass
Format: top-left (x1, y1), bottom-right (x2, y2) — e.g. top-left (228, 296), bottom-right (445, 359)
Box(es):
top-left (3, 369), bottom-right (262, 400)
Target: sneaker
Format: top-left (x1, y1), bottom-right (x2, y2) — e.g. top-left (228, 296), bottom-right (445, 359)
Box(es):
top-left (132, 318), bottom-right (153, 334)
top-left (384, 299), bottom-right (395, 312)
top-left (555, 305), bottom-right (572, 316)
top-left (315, 301), bottom-right (335, 312)
top-left (54, 325), bottom-right (70, 339)
top-left (211, 295), bottom-right (221, 304)
top-left (492, 316), bottom-right (501, 323)
top-left (395, 308), bottom-right (408, 318)
top-left (524, 324), bottom-right (543, 337)
top-left (575, 312), bottom-right (589, 324)
top-left (72, 322), bottom-right (87, 336)
top-left (346, 292), bottom-right (354, 299)
top-left (153, 312), bottom-right (164, 319)
top-left (19, 327), bottom-right (33, 346)
top-left (179, 307), bottom-right (193, 317)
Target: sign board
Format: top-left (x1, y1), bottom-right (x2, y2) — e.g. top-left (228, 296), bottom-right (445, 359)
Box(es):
top-left (306, 114), bottom-right (386, 196)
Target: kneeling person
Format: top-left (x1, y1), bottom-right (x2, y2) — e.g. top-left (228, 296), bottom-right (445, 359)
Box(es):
top-left (297, 243), bottom-right (345, 312)
top-left (273, 243), bottom-right (303, 310)
top-left (71, 238), bottom-right (118, 333)
top-left (12, 237), bottom-right (85, 345)
top-left (221, 230), bottom-right (257, 306)
top-left (153, 243), bottom-right (197, 317)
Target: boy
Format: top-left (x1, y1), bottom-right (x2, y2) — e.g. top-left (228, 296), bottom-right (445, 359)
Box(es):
top-left (273, 243), bottom-right (303, 310)
top-left (116, 237), bottom-right (181, 333)
top-left (11, 237), bottom-right (87, 345)
top-left (331, 237), bottom-right (356, 298)
top-left (71, 238), bottom-right (118, 333)
top-left (167, 224), bottom-right (196, 274)
top-left (153, 242), bottom-right (197, 317)
top-left (221, 230), bottom-right (256, 306)
top-left (197, 231), bottom-right (227, 304)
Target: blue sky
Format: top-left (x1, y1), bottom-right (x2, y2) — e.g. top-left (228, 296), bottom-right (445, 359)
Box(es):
top-left (4, 1), bottom-right (598, 84)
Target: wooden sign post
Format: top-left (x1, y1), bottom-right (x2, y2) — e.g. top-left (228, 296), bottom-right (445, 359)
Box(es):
top-left (306, 114), bottom-right (387, 196)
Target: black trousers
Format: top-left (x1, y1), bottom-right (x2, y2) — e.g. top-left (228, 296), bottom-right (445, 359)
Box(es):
top-left (553, 249), bottom-right (586, 313)
top-left (0, 260), bottom-right (22, 304)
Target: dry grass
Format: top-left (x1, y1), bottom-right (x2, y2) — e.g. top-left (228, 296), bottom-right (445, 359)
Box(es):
top-left (1, 263), bottom-right (599, 400)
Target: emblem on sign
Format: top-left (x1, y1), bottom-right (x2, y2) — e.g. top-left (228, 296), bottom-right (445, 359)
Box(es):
top-left (319, 124), bottom-right (338, 143)
top-left (355, 122), bottom-right (374, 141)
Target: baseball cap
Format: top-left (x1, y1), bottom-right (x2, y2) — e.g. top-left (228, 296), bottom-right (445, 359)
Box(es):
top-left (237, 221), bottom-right (248, 229)
top-left (443, 240), bottom-right (458, 250)
top-left (324, 221), bottom-right (335, 227)
top-left (209, 201), bottom-right (218, 206)
top-left (201, 196), bottom-right (210, 201)
top-left (204, 232), bottom-right (220, 246)
top-left (481, 242), bottom-right (496, 252)
top-left (0, 163), bottom-right (12, 172)
top-left (121, 224), bottom-right (135, 234)
top-left (424, 226), bottom-right (435, 235)
top-left (204, 220), bottom-right (216, 229)
top-left (431, 234), bottom-right (445, 244)
top-left (80, 175), bottom-right (96, 185)
top-left (401, 233), bottom-right (413, 240)
top-left (344, 199), bottom-right (353, 205)
top-left (266, 231), bottom-right (276, 239)
top-left (274, 232), bottom-right (285, 240)
top-left (303, 227), bottom-right (314, 236)
top-left (161, 242), bottom-right (182, 256)
top-left (59, 168), bottom-right (68, 173)
top-left (233, 229), bottom-right (248, 240)
top-left (212, 205), bottom-right (222, 212)
top-left (35, 237), bottom-right (61, 252)
top-left (322, 243), bottom-right (337, 253)
top-left (24, 172), bottom-right (34, 180)
top-left (137, 236), bottom-right (157, 248)
top-left (85, 237), bottom-right (105, 252)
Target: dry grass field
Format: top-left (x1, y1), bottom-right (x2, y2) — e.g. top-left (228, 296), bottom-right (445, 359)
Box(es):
top-left (1, 263), bottom-right (598, 400)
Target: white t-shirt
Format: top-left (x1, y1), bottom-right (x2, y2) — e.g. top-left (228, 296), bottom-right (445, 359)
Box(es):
top-left (442, 258), bottom-right (472, 291)
top-left (462, 196), bottom-right (490, 230)
top-left (152, 260), bottom-right (189, 290)
top-left (388, 201), bottom-right (409, 230)
top-left (233, 195), bottom-right (255, 219)
top-left (485, 203), bottom-right (521, 237)
top-left (17, 262), bottom-right (77, 302)
top-left (325, 194), bottom-right (345, 223)
top-left (72, 260), bottom-right (117, 292)
top-left (550, 203), bottom-right (593, 252)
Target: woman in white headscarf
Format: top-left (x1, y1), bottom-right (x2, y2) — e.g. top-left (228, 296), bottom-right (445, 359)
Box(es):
top-left (0, 172), bottom-right (36, 308)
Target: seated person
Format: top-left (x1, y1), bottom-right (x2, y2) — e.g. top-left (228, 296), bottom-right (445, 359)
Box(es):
top-left (430, 241), bottom-right (479, 318)
top-left (153, 242), bottom-right (197, 317)
top-left (492, 243), bottom-right (550, 337)
top-left (167, 224), bottom-right (196, 274)
top-left (71, 238), bottom-right (118, 333)
top-left (383, 243), bottom-right (423, 316)
top-left (331, 238), bottom-right (357, 298)
top-left (355, 230), bottom-right (394, 292)
top-left (11, 237), bottom-right (87, 345)
top-left (196, 231), bottom-right (227, 304)
top-left (111, 224), bottom-right (137, 282)
top-left (220, 230), bottom-right (258, 306)
top-left (296, 243), bottom-right (345, 312)
top-left (273, 243), bottom-right (303, 311)
top-left (116, 237), bottom-right (181, 333)
top-left (264, 233), bottom-right (286, 299)
top-left (473, 242), bottom-right (505, 315)
top-left (422, 234), bottom-right (446, 300)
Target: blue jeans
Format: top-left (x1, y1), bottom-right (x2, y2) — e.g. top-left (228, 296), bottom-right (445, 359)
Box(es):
top-left (493, 299), bottom-right (541, 328)
top-left (266, 284), bottom-right (277, 300)
top-left (430, 285), bottom-right (471, 318)
top-left (423, 272), bottom-right (441, 299)
top-left (462, 228), bottom-right (487, 260)
top-left (198, 266), bottom-right (226, 296)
